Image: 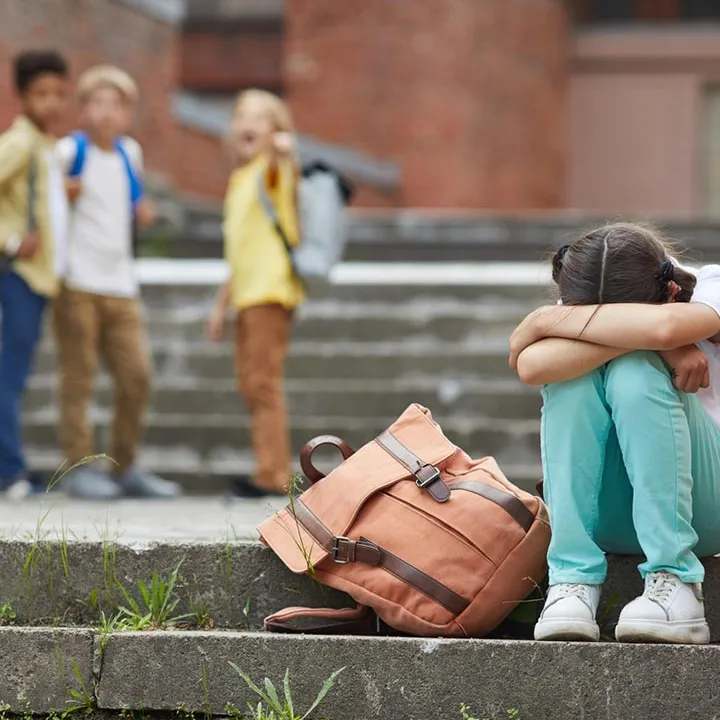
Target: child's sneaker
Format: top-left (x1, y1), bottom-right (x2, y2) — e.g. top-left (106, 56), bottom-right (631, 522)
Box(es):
top-left (63, 466), bottom-right (122, 500)
top-left (534, 583), bottom-right (601, 641)
top-left (615, 571), bottom-right (710, 644)
top-left (117, 465), bottom-right (181, 499)
top-left (4, 476), bottom-right (42, 500)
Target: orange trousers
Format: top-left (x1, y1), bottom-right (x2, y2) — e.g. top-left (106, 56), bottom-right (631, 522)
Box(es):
top-left (235, 303), bottom-right (293, 492)
top-left (53, 287), bottom-right (151, 472)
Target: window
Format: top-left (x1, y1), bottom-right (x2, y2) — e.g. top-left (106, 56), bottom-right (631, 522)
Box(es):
top-left (573, 0), bottom-right (720, 24)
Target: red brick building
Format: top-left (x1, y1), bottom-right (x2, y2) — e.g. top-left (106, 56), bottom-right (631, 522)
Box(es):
top-left (4, 0), bottom-right (720, 216)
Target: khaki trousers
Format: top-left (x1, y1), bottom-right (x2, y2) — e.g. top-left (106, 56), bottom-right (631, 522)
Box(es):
top-left (235, 304), bottom-right (293, 492)
top-left (54, 287), bottom-right (151, 472)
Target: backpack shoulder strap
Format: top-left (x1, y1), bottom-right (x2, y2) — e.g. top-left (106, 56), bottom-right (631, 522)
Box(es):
top-left (257, 171), bottom-right (301, 279)
top-left (115, 138), bottom-right (144, 207)
top-left (67, 131), bottom-right (89, 179)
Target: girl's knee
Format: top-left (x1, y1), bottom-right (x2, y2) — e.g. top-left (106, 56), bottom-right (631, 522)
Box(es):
top-left (542, 368), bottom-right (603, 406)
top-left (604, 351), bottom-right (672, 407)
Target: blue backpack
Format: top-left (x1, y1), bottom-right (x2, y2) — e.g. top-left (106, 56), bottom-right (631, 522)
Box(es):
top-left (67, 131), bottom-right (144, 253)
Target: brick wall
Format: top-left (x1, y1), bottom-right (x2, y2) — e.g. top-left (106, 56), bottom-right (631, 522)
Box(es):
top-left (0, 0), bottom-right (180, 177)
top-left (285, 0), bottom-right (570, 209)
top-left (0, 0), bottom-right (230, 204)
top-left (181, 21), bottom-right (284, 94)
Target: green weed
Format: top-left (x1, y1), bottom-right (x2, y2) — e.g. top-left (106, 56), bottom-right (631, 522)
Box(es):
top-left (598, 592), bottom-right (621, 641)
top-left (97, 609), bottom-right (129, 652)
top-left (242, 595), bottom-right (252, 627)
top-left (0, 602), bottom-right (16, 626)
top-left (101, 525), bottom-right (120, 608)
top-left (117, 561), bottom-right (192, 630)
top-left (230, 665), bottom-right (344, 720)
top-left (460, 705), bottom-right (521, 720)
top-left (46, 454), bottom-right (114, 494)
top-left (63, 661), bottom-right (95, 715)
top-left (201, 661), bottom-right (211, 720)
top-left (59, 520), bottom-right (70, 582)
top-left (189, 595), bottom-right (214, 631)
top-left (282, 474), bottom-right (319, 583)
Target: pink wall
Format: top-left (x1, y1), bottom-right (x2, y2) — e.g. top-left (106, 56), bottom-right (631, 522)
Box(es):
top-left (568, 29), bottom-right (720, 218)
top-left (568, 72), bottom-right (699, 217)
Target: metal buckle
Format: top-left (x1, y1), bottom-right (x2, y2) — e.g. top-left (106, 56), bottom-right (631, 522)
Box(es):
top-left (415, 465), bottom-right (441, 489)
top-left (331, 536), bottom-right (352, 564)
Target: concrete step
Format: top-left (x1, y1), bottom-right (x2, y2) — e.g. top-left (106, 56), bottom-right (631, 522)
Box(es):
top-left (20, 410), bottom-right (542, 471)
top-left (137, 277), bottom-right (551, 307)
top-left (25, 376), bottom-right (542, 420)
top-left (34, 339), bottom-right (520, 382)
top-left (2, 538), bottom-right (720, 719)
top-left (4, 627), bottom-right (719, 719)
top-left (134, 300), bottom-right (534, 344)
top-left (25, 446), bottom-right (541, 496)
top-left (23, 445), bottom-right (254, 494)
top-left (2, 537), bottom-right (720, 640)
top-left (174, 211), bottom-right (720, 263)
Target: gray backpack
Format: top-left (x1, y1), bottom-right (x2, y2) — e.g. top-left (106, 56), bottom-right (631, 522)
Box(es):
top-left (259, 162), bottom-right (353, 291)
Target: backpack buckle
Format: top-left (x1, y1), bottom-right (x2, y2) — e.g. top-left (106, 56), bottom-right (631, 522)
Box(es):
top-left (331, 536), bottom-right (352, 564)
top-left (415, 465), bottom-right (441, 489)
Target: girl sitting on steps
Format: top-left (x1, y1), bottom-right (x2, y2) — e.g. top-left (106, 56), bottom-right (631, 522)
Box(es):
top-left (510, 222), bottom-right (720, 645)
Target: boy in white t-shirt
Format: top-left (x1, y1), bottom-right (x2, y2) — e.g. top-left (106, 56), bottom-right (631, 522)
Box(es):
top-left (54, 65), bottom-right (180, 500)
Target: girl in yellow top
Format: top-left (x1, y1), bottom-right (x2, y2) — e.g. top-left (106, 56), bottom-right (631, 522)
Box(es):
top-left (207, 90), bottom-right (304, 497)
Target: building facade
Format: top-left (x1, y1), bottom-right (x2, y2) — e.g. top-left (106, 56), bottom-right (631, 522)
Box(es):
top-left (3, 0), bottom-right (720, 216)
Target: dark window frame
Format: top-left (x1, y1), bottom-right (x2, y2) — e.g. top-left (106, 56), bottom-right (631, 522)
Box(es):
top-left (573, 0), bottom-right (720, 23)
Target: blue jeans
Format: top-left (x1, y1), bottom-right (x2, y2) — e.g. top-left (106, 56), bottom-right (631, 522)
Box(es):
top-left (0, 272), bottom-right (46, 483)
top-left (541, 351), bottom-right (720, 586)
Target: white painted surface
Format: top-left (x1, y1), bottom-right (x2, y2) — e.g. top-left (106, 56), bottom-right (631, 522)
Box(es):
top-left (135, 259), bottom-right (556, 287)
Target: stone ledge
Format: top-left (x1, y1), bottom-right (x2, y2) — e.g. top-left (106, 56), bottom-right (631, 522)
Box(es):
top-left (0, 627), bottom-right (94, 713)
top-left (96, 631), bottom-right (720, 720)
top-left (2, 540), bottom-right (720, 642)
top-left (0, 541), bottom-right (348, 630)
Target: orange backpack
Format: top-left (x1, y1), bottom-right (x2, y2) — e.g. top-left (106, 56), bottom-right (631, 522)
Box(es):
top-left (259, 404), bottom-right (550, 637)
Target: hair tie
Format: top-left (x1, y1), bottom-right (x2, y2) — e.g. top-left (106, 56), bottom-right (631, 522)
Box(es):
top-left (659, 260), bottom-right (675, 283)
top-left (556, 245), bottom-right (570, 265)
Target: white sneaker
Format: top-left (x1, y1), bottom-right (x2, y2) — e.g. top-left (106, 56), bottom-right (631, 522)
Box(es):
top-left (534, 583), bottom-right (601, 641)
top-left (615, 571), bottom-right (710, 644)
top-left (5, 477), bottom-right (38, 500)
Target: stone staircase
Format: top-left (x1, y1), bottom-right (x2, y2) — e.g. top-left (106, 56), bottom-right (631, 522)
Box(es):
top-left (26, 261), bottom-right (549, 494)
top-left (29, 208), bottom-right (720, 494)
top-left (1, 537), bottom-right (719, 719)
top-left (6, 216), bottom-right (720, 720)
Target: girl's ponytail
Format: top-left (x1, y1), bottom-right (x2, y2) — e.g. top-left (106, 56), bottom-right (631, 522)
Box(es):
top-left (667, 264), bottom-right (697, 303)
top-left (552, 245), bottom-right (570, 284)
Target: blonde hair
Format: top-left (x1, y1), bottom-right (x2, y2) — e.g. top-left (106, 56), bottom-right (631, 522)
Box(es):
top-left (77, 65), bottom-right (138, 105)
top-left (233, 89), bottom-right (294, 133)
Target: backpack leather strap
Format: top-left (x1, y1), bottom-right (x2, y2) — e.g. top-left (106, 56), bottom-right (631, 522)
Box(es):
top-left (451, 481), bottom-right (535, 531)
top-left (292, 499), bottom-right (468, 614)
top-left (292, 499), bottom-right (381, 564)
top-left (375, 430), bottom-right (450, 503)
top-left (300, 435), bottom-right (356, 484)
top-left (264, 605), bottom-right (380, 634)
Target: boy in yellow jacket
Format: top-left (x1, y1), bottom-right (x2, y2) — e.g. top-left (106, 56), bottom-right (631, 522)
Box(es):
top-left (207, 90), bottom-right (303, 497)
top-left (0, 51), bottom-right (70, 497)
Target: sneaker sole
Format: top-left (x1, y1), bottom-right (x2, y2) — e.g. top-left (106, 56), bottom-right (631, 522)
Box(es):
top-left (534, 618), bottom-right (600, 642)
top-left (615, 619), bottom-right (710, 645)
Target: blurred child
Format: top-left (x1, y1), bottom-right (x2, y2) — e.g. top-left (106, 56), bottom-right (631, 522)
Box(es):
top-left (54, 65), bottom-right (180, 499)
top-left (0, 50), bottom-right (70, 498)
top-left (207, 89), bottom-right (303, 497)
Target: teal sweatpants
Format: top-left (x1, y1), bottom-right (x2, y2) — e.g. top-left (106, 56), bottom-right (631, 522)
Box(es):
top-left (541, 350), bottom-right (720, 586)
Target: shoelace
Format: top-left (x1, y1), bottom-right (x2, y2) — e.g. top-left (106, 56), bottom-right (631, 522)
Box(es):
top-left (644, 572), bottom-right (676, 605)
top-left (555, 584), bottom-right (589, 600)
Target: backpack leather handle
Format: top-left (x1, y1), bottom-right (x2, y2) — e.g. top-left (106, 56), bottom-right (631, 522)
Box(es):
top-left (300, 435), bottom-right (356, 484)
